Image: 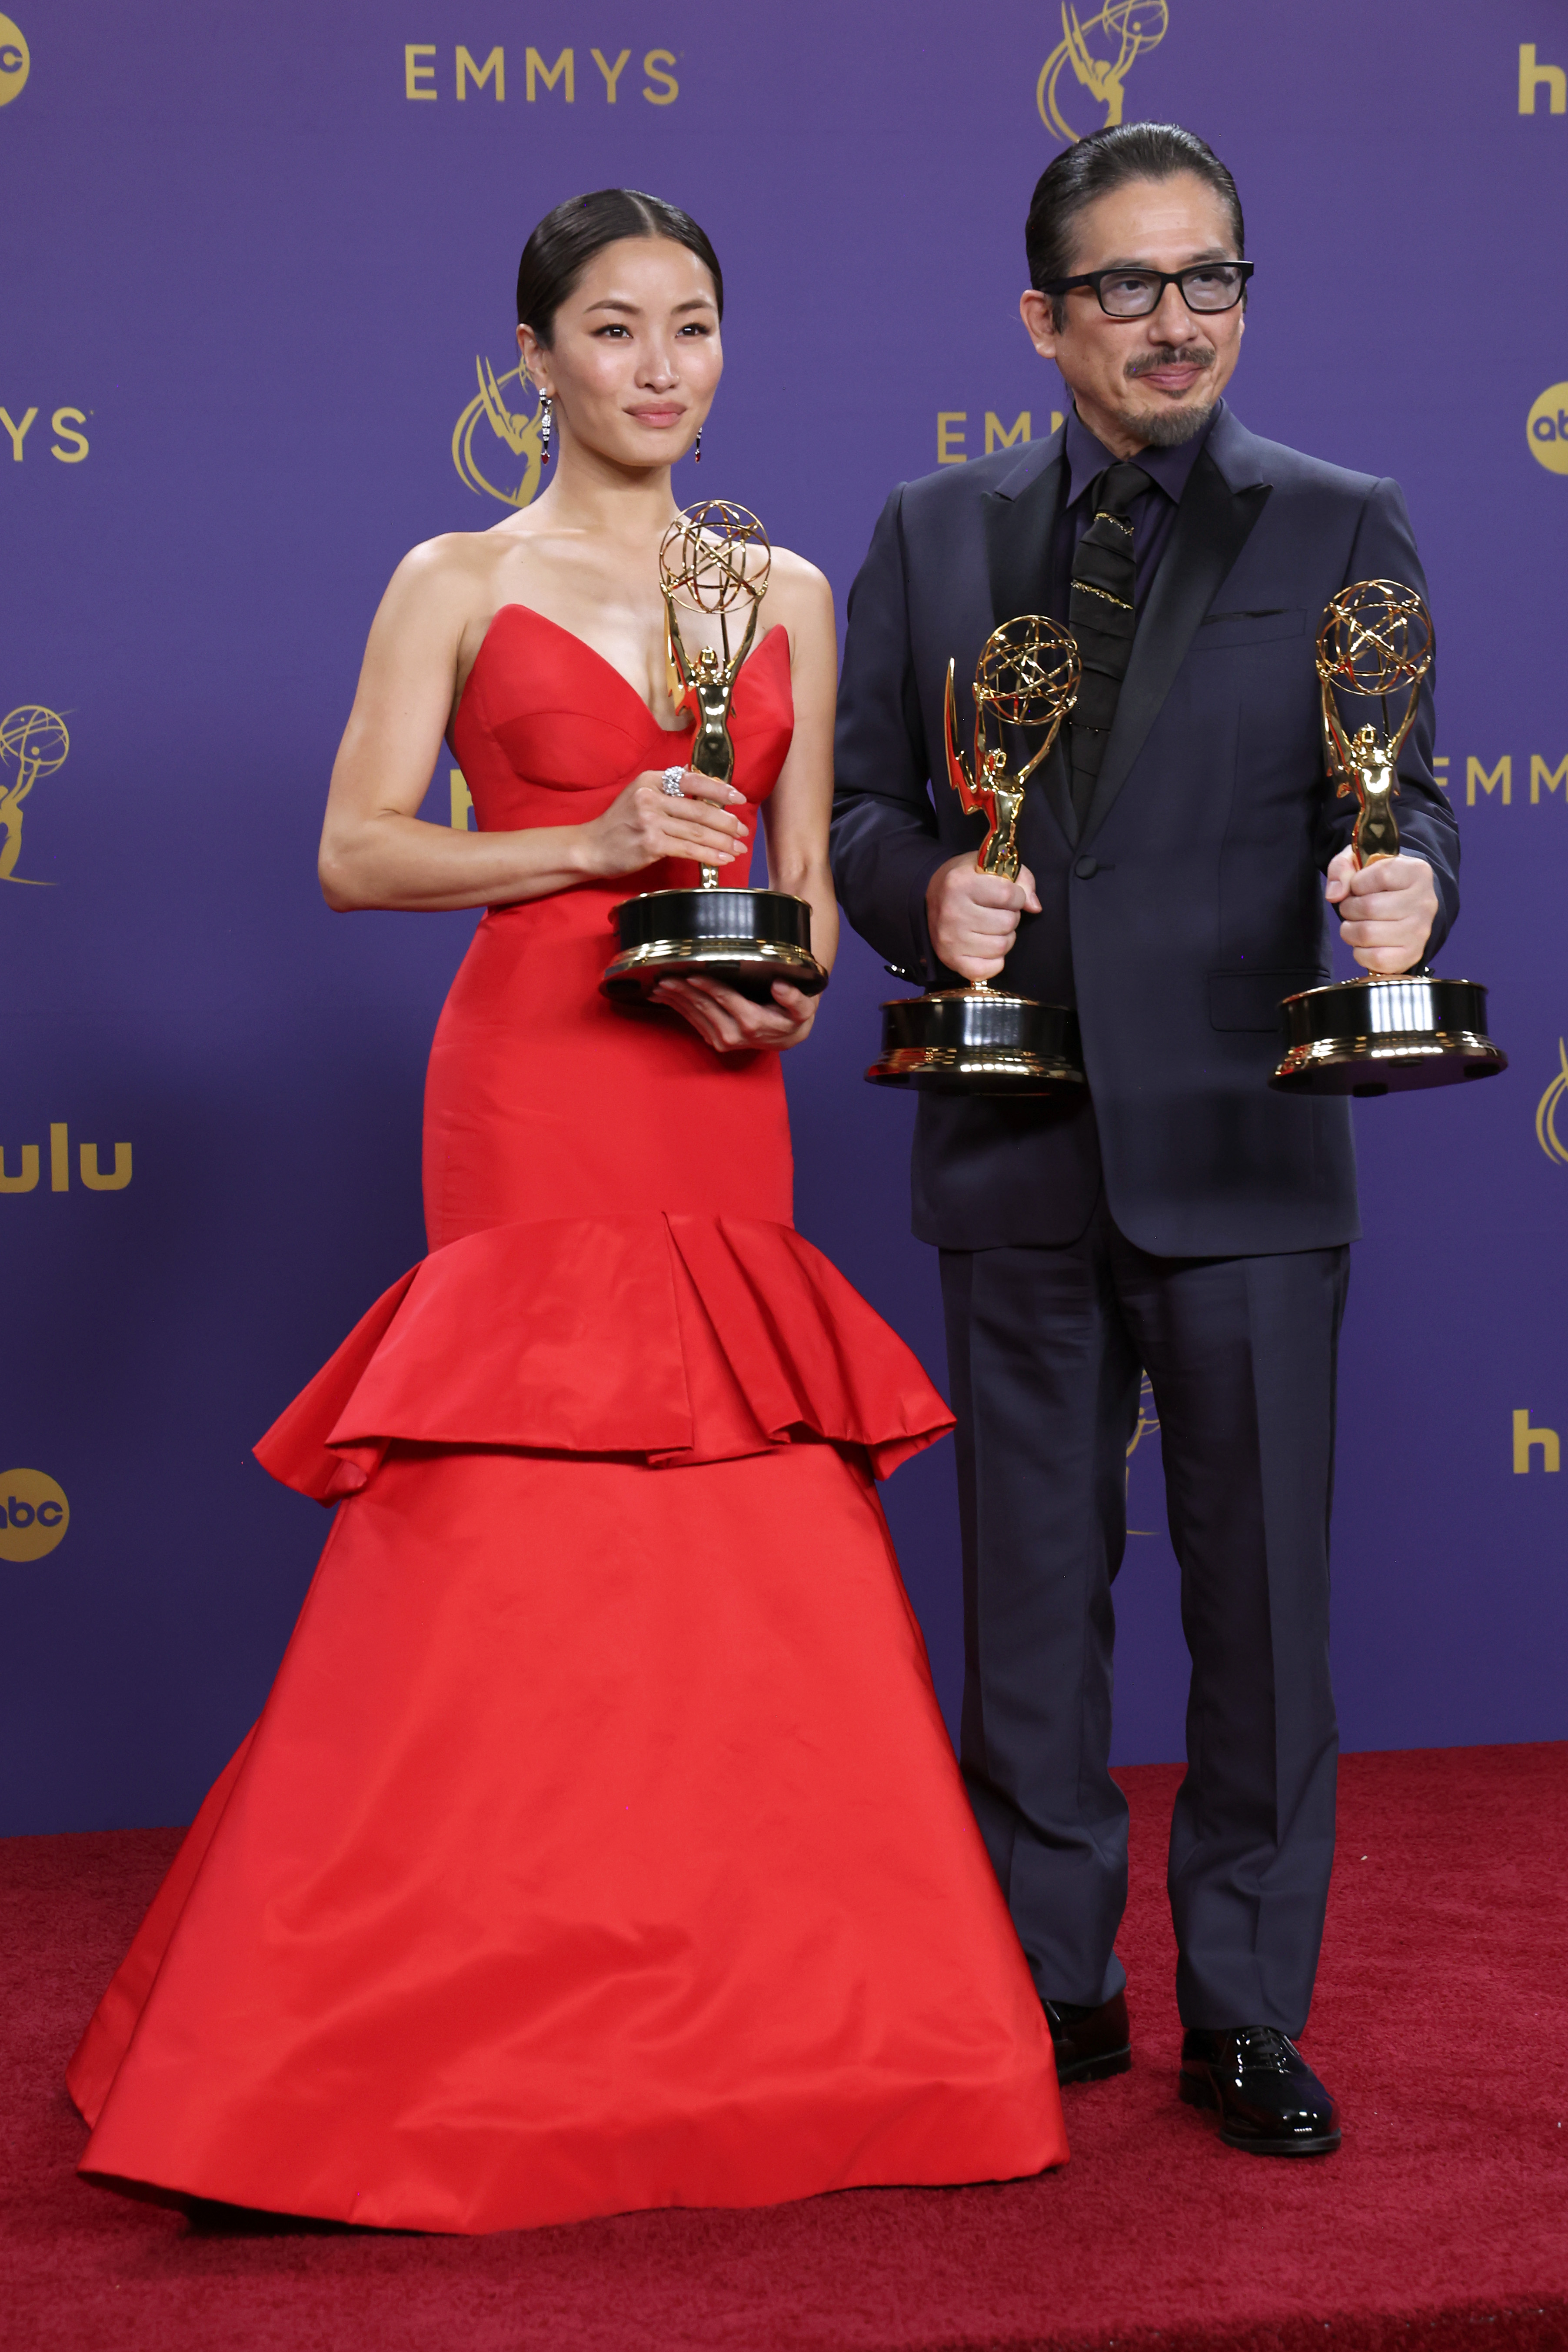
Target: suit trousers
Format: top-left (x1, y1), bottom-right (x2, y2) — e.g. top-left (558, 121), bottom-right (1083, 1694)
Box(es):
top-left (939, 1194), bottom-right (1349, 2034)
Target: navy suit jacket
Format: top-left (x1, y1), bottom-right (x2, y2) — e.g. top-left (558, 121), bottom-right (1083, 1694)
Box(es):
top-left (830, 405), bottom-right (1462, 1258)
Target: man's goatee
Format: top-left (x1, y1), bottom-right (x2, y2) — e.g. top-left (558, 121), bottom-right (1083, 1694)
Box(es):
top-left (1120, 400), bottom-right (1216, 449)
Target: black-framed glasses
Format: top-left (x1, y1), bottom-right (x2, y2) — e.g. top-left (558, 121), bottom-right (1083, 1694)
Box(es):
top-left (1041, 261), bottom-right (1254, 319)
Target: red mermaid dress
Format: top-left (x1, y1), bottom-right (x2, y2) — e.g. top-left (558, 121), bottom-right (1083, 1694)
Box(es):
top-left (67, 606), bottom-right (1065, 2233)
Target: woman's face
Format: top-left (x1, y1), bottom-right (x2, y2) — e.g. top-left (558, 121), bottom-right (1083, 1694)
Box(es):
top-left (519, 236), bottom-right (722, 472)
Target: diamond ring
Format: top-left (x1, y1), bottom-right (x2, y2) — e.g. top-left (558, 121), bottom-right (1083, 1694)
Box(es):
top-left (660, 767), bottom-right (686, 798)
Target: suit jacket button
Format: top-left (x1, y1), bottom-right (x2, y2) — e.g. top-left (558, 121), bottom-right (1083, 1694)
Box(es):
top-left (1074, 856), bottom-right (1099, 879)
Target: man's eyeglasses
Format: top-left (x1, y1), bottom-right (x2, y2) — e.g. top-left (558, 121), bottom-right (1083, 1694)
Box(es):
top-left (1039, 262), bottom-right (1254, 320)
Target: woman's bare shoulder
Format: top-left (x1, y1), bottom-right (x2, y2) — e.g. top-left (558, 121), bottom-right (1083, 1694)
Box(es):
top-left (371, 528), bottom-right (518, 635)
top-left (763, 543), bottom-right (834, 623)
top-left (391, 527), bottom-right (515, 593)
top-left (766, 542), bottom-right (830, 595)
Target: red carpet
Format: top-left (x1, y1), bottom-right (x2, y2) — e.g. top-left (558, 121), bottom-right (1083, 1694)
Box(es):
top-left (4, 1745), bottom-right (1565, 2351)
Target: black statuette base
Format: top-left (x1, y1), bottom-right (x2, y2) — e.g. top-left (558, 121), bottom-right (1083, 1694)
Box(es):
top-left (866, 988), bottom-right (1085, 1095)
top-left (1271, 975), bottom-right (1507, 1096)
top-left (602, 885), bottom-right (828, 1007)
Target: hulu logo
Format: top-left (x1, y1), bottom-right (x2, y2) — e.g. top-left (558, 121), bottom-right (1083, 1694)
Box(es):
top-left (0, 1122), bottom-right (131, 1193)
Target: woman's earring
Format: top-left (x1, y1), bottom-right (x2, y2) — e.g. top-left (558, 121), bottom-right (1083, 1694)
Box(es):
top-left (539, 393), bottom-right (553, 466)
top-left (694, 425), bottom-right (702, 465)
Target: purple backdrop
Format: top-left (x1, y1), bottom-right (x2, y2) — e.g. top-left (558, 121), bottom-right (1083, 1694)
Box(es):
top-left (3, 0), bottom-right (1565, 1834)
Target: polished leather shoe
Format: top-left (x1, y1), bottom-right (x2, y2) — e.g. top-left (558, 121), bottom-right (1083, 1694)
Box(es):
top-left (1042, 1989), bottom-right (1132, 2085)
top-left (1180, 2026), bottom-right (1341, 2155)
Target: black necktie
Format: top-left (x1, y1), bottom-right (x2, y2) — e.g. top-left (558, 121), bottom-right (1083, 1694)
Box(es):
top-left (1068, 460), bottom-right (1151, 832)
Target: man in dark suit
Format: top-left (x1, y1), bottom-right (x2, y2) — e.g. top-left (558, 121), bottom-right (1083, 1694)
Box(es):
top-left (830, 122), bottom-right (1459, 2156)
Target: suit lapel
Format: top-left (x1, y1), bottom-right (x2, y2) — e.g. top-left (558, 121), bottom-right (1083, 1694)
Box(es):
top-left (981, 445), bottom-right (1077, 847)
top-left (1080, 449), bottom-right (1271, 846)
top-left (983, 447), bottom-right (1062, 627)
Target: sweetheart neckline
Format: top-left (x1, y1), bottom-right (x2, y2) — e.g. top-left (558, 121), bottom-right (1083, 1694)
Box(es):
top-left (456, 601), bottom-right (789, 738)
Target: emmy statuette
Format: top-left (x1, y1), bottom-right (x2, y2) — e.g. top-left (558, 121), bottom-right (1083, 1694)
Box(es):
top-left (601, 501), bottom-right (829, 1007)
top-left (1272, 579), bottom-right (1505, 1096)
top-left (866, 616), bottom-right (1085, 1093)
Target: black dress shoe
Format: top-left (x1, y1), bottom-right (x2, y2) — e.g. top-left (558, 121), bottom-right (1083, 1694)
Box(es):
top-left (1180, 2026), bottom-right (1341, 2155)
top-left (1042, 1989), bottom-right (1131, 2085)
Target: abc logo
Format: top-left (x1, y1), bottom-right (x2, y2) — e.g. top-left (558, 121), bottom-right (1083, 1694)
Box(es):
top-left (1527, 383), bottom-right (1568, 475)
top-left (0, 1468), bottom-right (69, 1561)
top-left (0, 14), bottom-right (28, 106)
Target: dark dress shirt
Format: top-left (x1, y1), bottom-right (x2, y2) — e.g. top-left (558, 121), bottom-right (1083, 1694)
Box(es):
top-left (1047, 400), bottom-right (1217, 622)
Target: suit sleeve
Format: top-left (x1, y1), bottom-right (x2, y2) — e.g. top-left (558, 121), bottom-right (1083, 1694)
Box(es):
top-left (830, 486), bottom-right (949, 981)
top-left (1323, 476), bottom-right (1460, 961)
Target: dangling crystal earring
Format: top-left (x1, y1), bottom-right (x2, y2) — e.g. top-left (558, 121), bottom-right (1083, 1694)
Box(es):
top-left (539, 392), bottom-right (553, 465)
top-left (694, 424), bottom-right (702, 465)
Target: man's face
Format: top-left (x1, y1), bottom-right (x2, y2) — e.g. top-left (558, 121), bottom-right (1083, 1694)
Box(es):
top-left (1020, 173), bottom-right (1245, 456)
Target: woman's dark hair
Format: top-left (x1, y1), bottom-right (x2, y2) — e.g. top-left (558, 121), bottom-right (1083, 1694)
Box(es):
top-left (516, 188), bottom-right (724, 344)
top-left (1025, 124), bottom-right (1244, 328)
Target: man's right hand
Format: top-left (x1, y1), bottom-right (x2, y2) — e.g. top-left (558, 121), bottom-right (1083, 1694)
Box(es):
top-left (926, 854), bottom-right (1041, 981)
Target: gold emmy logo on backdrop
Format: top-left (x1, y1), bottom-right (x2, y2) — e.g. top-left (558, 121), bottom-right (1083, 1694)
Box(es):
top-left (0, 1469), bottom-right (69, 1563)
top-left (1038, 1), bottom-right (1168, 143)
top-left (0, 14), bottom-right (30, 106)
top-left (1125, 1374), bottom-right (1159, 1533)
top-left (0, 704), bottom-right (68, 886)
top-left (1535, 1041), bottom-right (1568, 1164)
top-left (451, 356), bottom-right (548, 508)
top-left (1126, 1376), bottom-right (1159, 1470)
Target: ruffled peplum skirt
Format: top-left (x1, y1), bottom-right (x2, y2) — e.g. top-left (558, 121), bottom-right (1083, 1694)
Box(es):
top-left (68, 1213), bottom-right (1065, 2234)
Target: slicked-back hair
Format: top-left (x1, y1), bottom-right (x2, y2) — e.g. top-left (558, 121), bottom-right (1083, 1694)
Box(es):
top-left (516, 188), bottom-right (724, 345)
top-left (1025, 124), bottom-right (1245, 329)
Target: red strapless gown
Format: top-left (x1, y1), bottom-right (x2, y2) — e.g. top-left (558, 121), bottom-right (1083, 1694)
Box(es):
top-left (67, 607), bottom-right (1065, 2233)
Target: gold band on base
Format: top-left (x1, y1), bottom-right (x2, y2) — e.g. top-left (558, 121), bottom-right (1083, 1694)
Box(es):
top-left (601, 935), bottom-right (829, 1005)
top-left (1272, 1029), bottom-right (1504, 1088)
top-left (865, 988), bottom-right (1085, 1095)
top-left (867, 1045), bottom-right (1085, 1091)
top-left (1271, 972), bottom-right (1506, 1095)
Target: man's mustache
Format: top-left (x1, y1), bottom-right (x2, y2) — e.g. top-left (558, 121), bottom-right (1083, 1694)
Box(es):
top-left (1124, 346), bottom-right (1215, 379)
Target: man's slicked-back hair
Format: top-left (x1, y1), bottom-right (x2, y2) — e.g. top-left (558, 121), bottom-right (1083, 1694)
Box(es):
top-left (1025, 124), bottom-right (1245, 328)
top-left (516, 187), bottom-right (723, 346)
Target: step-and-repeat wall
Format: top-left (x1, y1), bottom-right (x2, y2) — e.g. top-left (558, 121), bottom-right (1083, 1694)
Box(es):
top-left (4, 2), bottom-right (1565, 1832)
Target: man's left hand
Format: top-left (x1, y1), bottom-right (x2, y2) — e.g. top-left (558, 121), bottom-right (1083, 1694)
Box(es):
top-left (1325, 850), bottom-right (1438, 974)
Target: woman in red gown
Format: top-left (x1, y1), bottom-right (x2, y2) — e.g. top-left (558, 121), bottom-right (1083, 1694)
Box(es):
top-left (68, 190), bottom-right (1065, 2233)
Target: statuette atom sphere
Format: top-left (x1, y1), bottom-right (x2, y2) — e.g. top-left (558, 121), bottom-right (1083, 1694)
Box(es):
top-left (658, 502), bottom-right (771, 615)
top-left (973, 615), bottom-right (1082, 732)
top-left (1315, 579), bottom-right (1433, 699)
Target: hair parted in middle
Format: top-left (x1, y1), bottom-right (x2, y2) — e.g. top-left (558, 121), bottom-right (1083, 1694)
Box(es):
top-left (1025, 123), bottom-right (1245, 329)
top-left (516, 188), bottom-right (724, 346)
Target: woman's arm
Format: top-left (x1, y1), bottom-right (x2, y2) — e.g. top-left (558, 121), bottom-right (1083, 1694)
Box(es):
top-left (654, 556), bottom-right (839, 1052)
top-left (318, 540), bottom-right (746, 913)
top-left (758, 559), bottom-right (840, 976)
